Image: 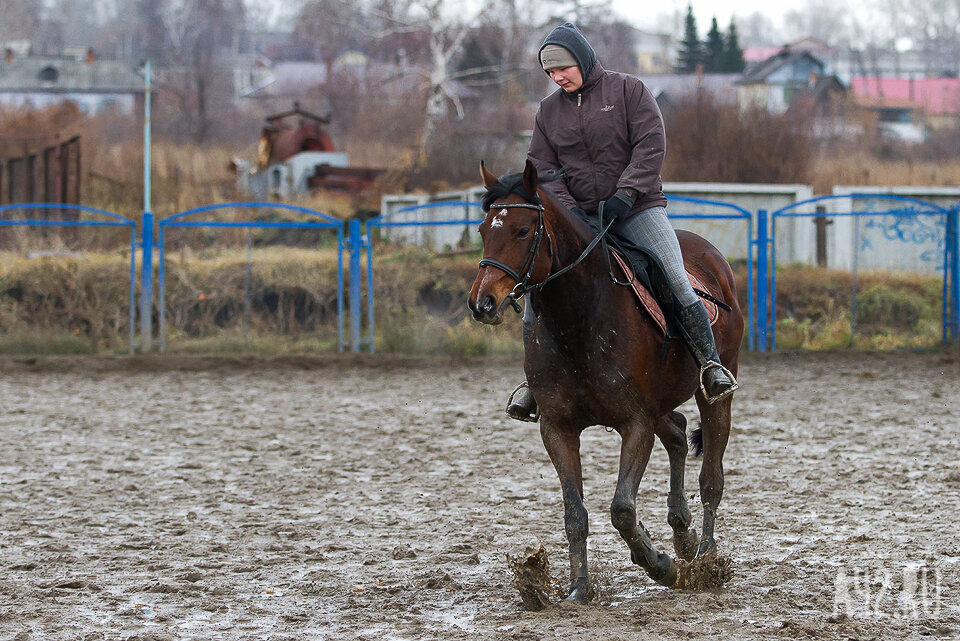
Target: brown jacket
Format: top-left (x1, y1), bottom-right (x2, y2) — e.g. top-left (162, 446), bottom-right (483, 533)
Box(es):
top-left (527, 61), bottom-right (667, 216)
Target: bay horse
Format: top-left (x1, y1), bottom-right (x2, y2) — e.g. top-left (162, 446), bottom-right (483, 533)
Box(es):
top-left (468, 160), bottom-right (743, 601)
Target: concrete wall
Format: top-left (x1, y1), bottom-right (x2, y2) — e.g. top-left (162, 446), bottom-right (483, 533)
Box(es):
top-left (663, 182), bottom-right (813, 262)
top-left (378, 187), bottom-right (485, 250)
top-left (826, 186), bottom-right (960, 273)
top-left (377, 183), bottom-right (960, 275)
top-left (380, 182), bottom-right (811, 261)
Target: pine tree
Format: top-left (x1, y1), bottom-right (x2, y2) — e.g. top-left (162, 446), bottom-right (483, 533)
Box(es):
top-left (721, 19), bottom-right (746, 73)
top-left (676, 4), bottom-right (702, 74)
top-left (705, 16), bottom-right (724, 72)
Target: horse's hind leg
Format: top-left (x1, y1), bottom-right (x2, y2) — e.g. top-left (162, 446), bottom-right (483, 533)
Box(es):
top-left (540, 420), bottom-right (590, 603)
top-left (610, 420), bottom-right (677, 587)
top-left (694, 392), bottom-right (733, 557)
top-left (655, 411), bottom-right (698, 561)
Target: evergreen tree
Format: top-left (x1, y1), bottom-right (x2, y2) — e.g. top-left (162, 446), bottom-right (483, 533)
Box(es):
top-left (721, 19), bottom-right (746, 73)
top-left (705, 16), bottom-right (724, 72)
top-left (676, 4), bottom-right (702, 73)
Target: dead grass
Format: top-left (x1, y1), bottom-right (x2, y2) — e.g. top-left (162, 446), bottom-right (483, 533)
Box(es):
top-left (811, 154), bottom-right (960, 194)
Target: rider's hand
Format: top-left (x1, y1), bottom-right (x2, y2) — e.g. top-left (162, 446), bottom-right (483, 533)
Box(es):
top-left (600, 190), bottom-right (636, 220)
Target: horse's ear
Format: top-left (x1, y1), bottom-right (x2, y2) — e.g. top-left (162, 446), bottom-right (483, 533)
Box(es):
top-left (522, 159), bottom-right (539, 194)
top-left (480, 160), bottom-right (498, 189)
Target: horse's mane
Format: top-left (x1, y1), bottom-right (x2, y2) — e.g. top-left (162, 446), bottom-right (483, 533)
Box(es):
top-left (481, 172), bottom-right (540, 211)
top-left (481, 170), bottom-right (575, 213)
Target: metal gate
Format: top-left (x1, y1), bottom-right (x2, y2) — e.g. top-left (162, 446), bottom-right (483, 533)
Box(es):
top-left (359, 198), bottom-right (755, 353)
top-left (0, 203), bottom-right (137, 353)
top-left (761, 194), bottom-right (959, 350)
top-left (157, 202), bottom-right (346, 353)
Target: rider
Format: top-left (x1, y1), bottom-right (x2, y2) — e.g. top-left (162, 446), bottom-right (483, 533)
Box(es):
top-left (506, 22), bottom-right (738, 421)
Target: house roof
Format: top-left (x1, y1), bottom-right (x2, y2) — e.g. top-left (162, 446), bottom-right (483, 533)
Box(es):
top-left (644, 73), bottom-right (741, 105)
top-left (738, 50), bottom-right (822, 85)
top-left (849, 77), bottom-right (960, 116)
top-left (0, 56), bottom-right (144, 94)
top-left (266, 100), bottom-right (330, 124)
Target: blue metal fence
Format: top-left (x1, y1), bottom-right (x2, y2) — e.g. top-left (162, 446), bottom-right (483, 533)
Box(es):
top-left (765, 194), bottom-right (958, 350)
top-left (156, 202), bottom-right (346, 353)
top-left (2, 195), bottom-right (956, 356)
top-left (0, 203), bottom-right (138, 353)
top-left (362, 201), bottom-right (485, 353)
top-left (361, 198), bottom-right (755, 353)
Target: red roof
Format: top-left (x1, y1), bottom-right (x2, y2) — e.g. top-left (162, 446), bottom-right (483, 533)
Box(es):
top-left (850, 77), bottom-right (960, 115)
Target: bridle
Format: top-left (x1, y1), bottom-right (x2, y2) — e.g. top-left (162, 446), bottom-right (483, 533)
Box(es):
top-left (477, 198), bottom-right (617, 316)
top-left (477, 202), bottom-right (549, 314)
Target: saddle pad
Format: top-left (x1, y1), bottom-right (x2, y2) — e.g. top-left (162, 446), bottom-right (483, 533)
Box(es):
top-left (612, 252), bottom-right (719, 336)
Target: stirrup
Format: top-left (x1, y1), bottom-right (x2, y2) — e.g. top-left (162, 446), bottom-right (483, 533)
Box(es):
top-left (506, 382), bottom-right (540, 423)
top-left (699, 361), bottom-right (739, 404)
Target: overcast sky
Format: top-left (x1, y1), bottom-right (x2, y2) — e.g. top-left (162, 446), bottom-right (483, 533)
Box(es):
top-left (609, 0), bottom-right (790, 32)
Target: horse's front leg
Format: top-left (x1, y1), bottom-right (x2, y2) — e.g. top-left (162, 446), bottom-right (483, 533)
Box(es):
top-left (695, 391), bottom-right (733, 557)
top-left (540, 419), bottom-right (589, 603)
top-left (611, 420), bottom-right (678, 587)
top-left (655, 411), bottom-right (699, 561)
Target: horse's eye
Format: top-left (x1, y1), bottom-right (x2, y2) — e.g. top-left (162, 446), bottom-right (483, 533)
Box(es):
top-left (516, 226), bottom-right (531, 238)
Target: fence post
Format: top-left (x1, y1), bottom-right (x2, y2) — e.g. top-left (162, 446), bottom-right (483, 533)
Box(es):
top-left (949, 206), bottom-right (960, 343)
top-left (349, 218), bottom-right (363, 352)
top-left (755, 209), bottom-right (769, 352)
top-left (140, 211), bottom-right (154, 353)
top-left (365, 225), bottom-right (375, 353)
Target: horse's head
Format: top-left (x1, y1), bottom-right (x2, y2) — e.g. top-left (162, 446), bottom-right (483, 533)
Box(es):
top-left (468, 160), bottom-right (553, 325)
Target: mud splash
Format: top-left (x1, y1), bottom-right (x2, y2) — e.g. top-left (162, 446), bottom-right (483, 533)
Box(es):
top-left (506, 545), bottom-right (563, 611)
top-left (673, 550), bottom-right (734, 590)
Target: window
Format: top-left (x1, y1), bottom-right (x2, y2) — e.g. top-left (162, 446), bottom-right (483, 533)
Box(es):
top-left (38, 66), bottom-right (58, 82)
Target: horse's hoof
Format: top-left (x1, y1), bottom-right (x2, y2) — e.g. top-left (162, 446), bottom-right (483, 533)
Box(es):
top-left (696, 536), bottom-right (717, 558)
top-left (672, 527), bottom-right (699, 562)
top-left (563, 580), bottom-right (589, 604)
top-left (651, 552), bottom-right (678, 587)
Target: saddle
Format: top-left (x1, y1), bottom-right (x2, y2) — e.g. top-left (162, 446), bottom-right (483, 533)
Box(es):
top-left (611, 252), bottom-right (719, 336)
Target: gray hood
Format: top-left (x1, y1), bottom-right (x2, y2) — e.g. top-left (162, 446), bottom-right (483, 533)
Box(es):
top-left (538, 22), bottom-right (598, 83)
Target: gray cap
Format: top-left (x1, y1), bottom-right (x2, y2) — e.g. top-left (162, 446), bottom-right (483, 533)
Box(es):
top-left (540, 44), bottom-right (577, 71)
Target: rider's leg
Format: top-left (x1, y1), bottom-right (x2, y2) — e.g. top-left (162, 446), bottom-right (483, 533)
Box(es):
top-left (614, 206), bottom-right (738, 403)
top-left (506, 299), bottom-right (538, 421)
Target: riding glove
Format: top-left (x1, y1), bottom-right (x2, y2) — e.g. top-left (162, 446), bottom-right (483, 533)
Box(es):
top-left (600, 190), bottom-right (636, 220)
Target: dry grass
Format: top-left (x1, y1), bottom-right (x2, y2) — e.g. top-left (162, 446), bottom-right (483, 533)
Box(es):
top-left (810, 154), bottom-right (960, 194)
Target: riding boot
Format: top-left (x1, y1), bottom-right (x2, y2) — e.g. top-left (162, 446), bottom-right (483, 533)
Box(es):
top-left (677, 301), bottom-right (739, 404)
top-left (506, 320), bottom-right (539, 422)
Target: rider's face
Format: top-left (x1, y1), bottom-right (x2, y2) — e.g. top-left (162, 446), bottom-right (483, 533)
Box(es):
top-left (547, 66), bottom-right (583, 93)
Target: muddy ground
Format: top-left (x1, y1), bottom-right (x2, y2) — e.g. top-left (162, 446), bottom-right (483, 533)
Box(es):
top-left (0, 351), bottom-right (958, 640)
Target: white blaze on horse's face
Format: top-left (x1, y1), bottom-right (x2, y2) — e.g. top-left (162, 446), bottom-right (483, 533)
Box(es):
top-left (490, 208), bottom-right (508, 228)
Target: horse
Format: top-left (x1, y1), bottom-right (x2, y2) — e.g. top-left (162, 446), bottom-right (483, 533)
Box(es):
top-left (468, 160), bottom-right (743, 602)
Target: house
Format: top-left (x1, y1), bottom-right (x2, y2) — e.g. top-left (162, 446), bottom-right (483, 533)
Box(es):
top-left (632, 30), bottom-right (674, 74)
top-left (736, 49), bottom-right (842, 114)
top-left (786, 75), bottom-right (850, 138)
top-left (850, 95), bottom-right (926, 142)
top-left (0, 49), bottom-right (144, 115)
top-left (849, 77), bottom-right (960, 130)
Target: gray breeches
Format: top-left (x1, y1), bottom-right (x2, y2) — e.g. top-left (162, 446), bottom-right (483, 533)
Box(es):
top-left (523, 205), bottom-right (698, 325)
top-left (614, 206), bottom-right (699, 307)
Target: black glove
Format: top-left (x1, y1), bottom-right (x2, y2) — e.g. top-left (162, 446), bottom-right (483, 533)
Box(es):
top-left (599, 190), bottom-right (636, 221)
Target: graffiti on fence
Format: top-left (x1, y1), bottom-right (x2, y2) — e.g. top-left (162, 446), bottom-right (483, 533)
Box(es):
top-left (862, 208), bottom-right (946, 264)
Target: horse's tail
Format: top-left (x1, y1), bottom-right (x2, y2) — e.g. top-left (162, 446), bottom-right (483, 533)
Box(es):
top-left (689, 423), bottom-right (704, 458)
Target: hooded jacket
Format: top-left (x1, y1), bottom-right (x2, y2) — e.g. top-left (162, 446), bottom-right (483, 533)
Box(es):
top-left (528, 23), bottom-right (667, 216)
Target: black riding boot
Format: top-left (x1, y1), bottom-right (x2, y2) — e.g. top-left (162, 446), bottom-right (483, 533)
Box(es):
top-left (506, 320), bottom-right (539, 422)
top-left (677, 301), bottom-right (739, 404)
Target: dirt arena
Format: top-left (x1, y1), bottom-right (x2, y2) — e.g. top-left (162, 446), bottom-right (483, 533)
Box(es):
top-left (0, 351), bottom-right (958, 640)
